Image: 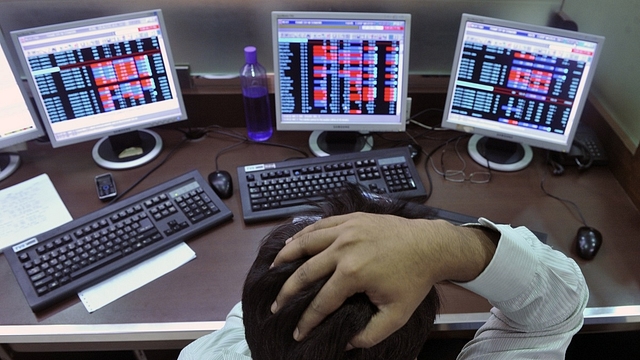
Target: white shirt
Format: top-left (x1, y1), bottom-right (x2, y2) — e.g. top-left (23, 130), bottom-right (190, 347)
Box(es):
top-left (179, 218), bottom-right (588, 359)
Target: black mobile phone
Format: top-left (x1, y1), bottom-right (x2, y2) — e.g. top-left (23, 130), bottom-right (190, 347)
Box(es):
top-left (95, 173), bottom-right (117, 201)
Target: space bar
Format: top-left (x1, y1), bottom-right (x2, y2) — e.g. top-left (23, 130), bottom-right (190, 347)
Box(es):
top-left (71, 251), bottom-right (123, 279)
top-left (279, 196), bottom-right (324, 207)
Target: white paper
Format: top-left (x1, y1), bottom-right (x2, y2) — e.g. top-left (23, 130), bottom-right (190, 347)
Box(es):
top-left (0, 174), bottom-right (72, 251)
top-left (78, 242), bottom-right (196, 313)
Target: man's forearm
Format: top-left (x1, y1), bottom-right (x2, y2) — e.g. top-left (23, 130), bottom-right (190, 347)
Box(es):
top-left (414, 219), bottom-right (499, 284)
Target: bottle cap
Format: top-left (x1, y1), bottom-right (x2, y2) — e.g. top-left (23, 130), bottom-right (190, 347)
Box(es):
top-left (244, 46), bottom-right (257, 64)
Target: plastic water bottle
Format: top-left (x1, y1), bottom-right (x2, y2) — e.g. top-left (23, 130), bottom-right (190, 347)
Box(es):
top-left (240, 46), bottom-right (273, 141)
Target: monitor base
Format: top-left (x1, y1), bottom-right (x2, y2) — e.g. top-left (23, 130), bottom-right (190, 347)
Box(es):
top-left (308, 131), bottom-right (373, 157)
top-left (0, 153), bottom-right (20, 182)
top-left (467, 134), bottom-right (533, 172)
top-left (92, 129), bottom-right (163, 170)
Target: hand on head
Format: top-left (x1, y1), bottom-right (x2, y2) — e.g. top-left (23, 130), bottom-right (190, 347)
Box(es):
top-left (271, 212), bottom-right (495, 349)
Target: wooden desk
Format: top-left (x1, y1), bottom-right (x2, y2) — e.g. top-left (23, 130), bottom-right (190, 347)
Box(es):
top-left (1, 126), bottom-right (639, 353)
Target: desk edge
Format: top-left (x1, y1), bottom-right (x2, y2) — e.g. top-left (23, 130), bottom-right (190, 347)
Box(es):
top-left (1, 306), bottom-right (639, 344)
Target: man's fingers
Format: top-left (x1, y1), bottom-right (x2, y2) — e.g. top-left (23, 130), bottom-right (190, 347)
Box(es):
top-left (272, 216), bottom-right (347, 266)
top-left (348, 305), bottom-right (411, 349)
top-left (272, 248), bottom-right (336, 314)
top-left (292, 269), bottom-right (362, 340)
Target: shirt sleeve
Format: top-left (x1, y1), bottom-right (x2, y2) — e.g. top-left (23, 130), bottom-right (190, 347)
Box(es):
top-left (178, 302), bottom-right (252, 360)
top-left (456, 218), bottom-right (588, 359)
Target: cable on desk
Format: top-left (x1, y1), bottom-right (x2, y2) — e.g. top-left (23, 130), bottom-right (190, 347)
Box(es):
top-left (201, 125), bottom-right (310, 165)
top-left (175, 126), bottom-right (209, 140)
top-left (107, 122), bottom-right (310, 204)
top-left (415, 133), bottom-right (470, 200)
top-left (430, 135), bottom-right (492, 184)
top-left (407, 107), bottom-right (447, 131)
top-left (109, 135), bottom-right (190, 204)
top-left (541, 152), bottom-right (589, 227)
top-left (109, 125), bottom-right (248, 204)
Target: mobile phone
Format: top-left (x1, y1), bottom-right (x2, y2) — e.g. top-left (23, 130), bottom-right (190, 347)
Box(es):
top-left (95, 173), bottom-right (117, 201)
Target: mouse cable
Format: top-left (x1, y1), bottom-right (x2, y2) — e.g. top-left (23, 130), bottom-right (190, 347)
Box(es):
top-left (213, 140), bottom-right (249, 172)
top-left (108, 135), bottom-right (190, 205)
top-left (540, 155), bottom-right (588, 227)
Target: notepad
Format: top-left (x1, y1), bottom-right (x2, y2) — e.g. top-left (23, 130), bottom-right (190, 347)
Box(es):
top-left (0, 174), bottom-right (72, 251)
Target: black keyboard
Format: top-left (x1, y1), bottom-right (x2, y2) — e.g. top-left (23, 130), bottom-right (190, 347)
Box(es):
top-left (238, 147), bottom-right (428, 223)
top-left (4, 170), bottom-right (233, 312)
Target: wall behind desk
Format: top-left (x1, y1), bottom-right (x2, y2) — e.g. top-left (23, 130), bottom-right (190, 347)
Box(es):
top-left (0, 0), bottom-right (560, 76)
top-left (562, 0), bottom-right (640, 153)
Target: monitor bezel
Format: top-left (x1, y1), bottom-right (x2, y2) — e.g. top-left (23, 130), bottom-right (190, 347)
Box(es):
top-left (0, 27), bottom-right (44, 150)
top-left (441, 13), bottom-right (605, 154)
top-left (271, 11), bottom-right (411, 134)
top-left (10, 9), bottom-right (187, 149)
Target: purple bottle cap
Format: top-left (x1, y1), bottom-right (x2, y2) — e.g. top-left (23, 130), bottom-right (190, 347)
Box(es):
top-left (244, 46), bottom-right (257, 64)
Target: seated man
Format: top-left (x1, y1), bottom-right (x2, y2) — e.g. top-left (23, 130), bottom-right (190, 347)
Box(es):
top-left (179, 185), bottom-right (587, 359)
top-left (241, 189), bottom-right (441, 359)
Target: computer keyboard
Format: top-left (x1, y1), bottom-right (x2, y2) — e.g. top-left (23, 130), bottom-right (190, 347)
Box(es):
top-left (237, 147), bottom-right (429, 223)
top-left (4, 170), bottom-right (233, 312)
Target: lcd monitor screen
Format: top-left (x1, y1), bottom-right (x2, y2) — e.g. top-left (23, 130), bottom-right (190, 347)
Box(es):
top-left (11, 9), bottom-right (186, 169)
top-left (0, 28), bottom-right (44, 181)
top-left (441, 14), bottom-right (604, 171)
top-left (272, 11), bottom-right (411, 156)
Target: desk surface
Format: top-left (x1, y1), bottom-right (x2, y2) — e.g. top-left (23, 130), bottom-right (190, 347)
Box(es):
top-left (1, 126), bottom-right (640, 348)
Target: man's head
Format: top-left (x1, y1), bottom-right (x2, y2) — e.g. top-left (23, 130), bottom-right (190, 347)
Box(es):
top-left (242, 186), bottom-right (440, 359)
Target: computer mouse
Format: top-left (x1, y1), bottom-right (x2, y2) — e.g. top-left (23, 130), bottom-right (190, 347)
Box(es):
top-left (407, 143), bottom-right (422, 161)
top-left (575, 226), bottom-right (602, 260)
top-left (208, 170), bottom-right (233, 199)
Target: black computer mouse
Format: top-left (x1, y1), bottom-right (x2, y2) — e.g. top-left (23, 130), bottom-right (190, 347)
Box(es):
top-left (208, 170), bottom-right (233, 199)
top-left (575, 226), bottom-right (602, 260)
top-left (407, 143), bottom-right (422, 161)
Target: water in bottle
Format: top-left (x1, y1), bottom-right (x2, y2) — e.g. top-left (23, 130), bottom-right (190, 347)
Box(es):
top-left (241, 46), bottom-right (273, 141)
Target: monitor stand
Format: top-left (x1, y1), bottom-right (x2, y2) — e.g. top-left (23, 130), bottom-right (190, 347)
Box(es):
top-left (308, 130), bottom-right (373, 157)
top-left (467, 134), bottom-right (533, 172)
top-left (0, 153), bottom-right (20, 181)
top-left (92, 129), bottom-right (163, 170)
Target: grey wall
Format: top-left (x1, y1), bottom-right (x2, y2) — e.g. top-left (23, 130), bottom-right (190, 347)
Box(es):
top-left (563, 0), bottom-right (640, 152)
top-left (0, 0), bottom-right (561, 75)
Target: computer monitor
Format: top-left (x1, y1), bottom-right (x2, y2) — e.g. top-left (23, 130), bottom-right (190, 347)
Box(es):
top-left (11, 9), bottom-right (187, 170)
top-left (0, 28), bottom-right (44, 182)
top-left (272, 11), bottom-right (411, 157)
top-left (441, 14), bottom-right (604, 171)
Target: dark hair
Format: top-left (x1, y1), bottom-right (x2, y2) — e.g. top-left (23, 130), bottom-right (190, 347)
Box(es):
top-left (242, 185), bottom-right (440, 359)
